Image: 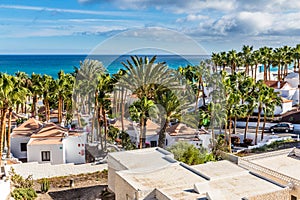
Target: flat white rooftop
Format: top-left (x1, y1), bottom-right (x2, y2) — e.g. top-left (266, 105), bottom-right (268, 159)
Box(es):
top-left (108, 147), bottom-right (174, 172)
top-left (116, 162), bottom-right (207, 200)
top-left (251, 154), bottom-right (300, 180)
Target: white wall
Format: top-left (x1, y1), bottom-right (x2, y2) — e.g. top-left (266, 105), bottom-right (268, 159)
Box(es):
top-left (10, 137), bottom-right (30, 159)
top-left (274, 102), bottom-right (293, 115)
top-left (27, 140), bottom-right (65, 165)
top-left (0, 180), bottom-right (10, 200)
top-left (64, 133), bottom-right (86, 164)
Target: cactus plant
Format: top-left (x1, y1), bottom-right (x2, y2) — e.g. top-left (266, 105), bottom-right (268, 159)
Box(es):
top-left (40, 178), bottom-right (50, 193)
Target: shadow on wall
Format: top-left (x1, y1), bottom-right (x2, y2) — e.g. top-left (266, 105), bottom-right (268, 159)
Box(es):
top-left (48, 185), bottom-right (115, 200)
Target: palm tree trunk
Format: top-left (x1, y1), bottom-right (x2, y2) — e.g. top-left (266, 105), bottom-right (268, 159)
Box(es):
top-left (264, 64), bottom-right (267, 81)
top-left (244, 115), bottom-right (250, 140)
top-left (98, 106), bottom-right (103, 149)
top-left (102, 108), bottom-right (108, 150)
top-left (255, 105), bottom-right (262, 145)
top-left (277, 64), bottom-right (281, 81)
top-left (139, 118), bottom-right (144, 149)
top-left (261, 113), bottom-right (267, 141)
top-left (228, 116), bottom-right (232, 152)
top-left (234, 116), bottom-right (237, 134)
top-left (32, 95), bottom-right (37, 117)
top-left (58, 96), bottom-right (63, 124)
top-left (158, 119), bottom-right (169, 148)
top-left (0, 108), bottom-right (7, 163)
top-left (6, 108), bottom-right (12, 158)
top-left (254, 64), bottom-right (258, 82)
top-left (121, 88), bottom-right (125, 132)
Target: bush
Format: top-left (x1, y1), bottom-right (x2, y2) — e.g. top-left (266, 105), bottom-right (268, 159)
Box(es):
top-left (243, 138), bottom-right (253, 146)
top-left (9, 168), bottom-right (33, 188)
top-left (11, 188), bottom-right (37, 200)
top-left (167, 141), bottom-right (215, 165)
top-left (231, 136), bottom-right (240, 145)
top-left (40, 178), bottom-right (50, 193)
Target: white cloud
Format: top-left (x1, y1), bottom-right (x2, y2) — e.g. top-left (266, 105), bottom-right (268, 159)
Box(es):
top-left (0, 4), bottom-right (134, 16)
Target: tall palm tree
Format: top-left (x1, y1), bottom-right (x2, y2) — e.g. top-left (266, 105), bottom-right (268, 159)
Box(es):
top-left (30, 73), bottom-right (43, 117)
top-left (259, 47), bottom-right (273, 81)
top-left (6, 76), bottom-right (28, 158)
top-left (241, 45), bottom-right (253, 76)
top-left (261, 88), bottom-right (281, 141)
top-left (96, 73), bottom-right (116, 149)
top-left (55, 71), bottom-right (74, 124)
top-left (155, 90), bottom-right (181, 148)
top-left (227, 50), bottom-right (239, 73)
top-left (15, 72), bottom-right (31, 114)
top-left (254, 80), bottom-right (268, 145)
top-left (41, 75), bottom-right (55, 122)
top-left (121, 55), bottom-right (178, 100)
top-left (0, 73), bottom-right (14, 161)
top-left (129, 97), bottom-right (156, 149)
top-left (251, 50), bottom-right (261, 81)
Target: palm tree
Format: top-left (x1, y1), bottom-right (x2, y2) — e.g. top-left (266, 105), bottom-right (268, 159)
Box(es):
top-left (227, 50), bottom-right (239, 73)
top-left (155, 90), bottom-right (181, 148)
top-left (251, 50), bottom-right (261, 81)
top-left (259, 47), bottom-right (273, 81)
top-left (30, 73), bottom-right (43, 117)
top-left (15, 72), bottom-right (31, 114)
top-left (96, 73), bottom-right (116, 149)
top-left (129, 97), bottom-right (156, 149)
top-left (241, 45), bottom-right (253, 76)
top-left (41, 75), bottom-right (55, 122)
top-left (121, 55), bottom-right (178, 100)
top-left (261, 88), bottom-right (282, 141)
top-left (6, 76), bottom-right (28, 158)
top-left (55, 71), bottom-right (74, 124)
top-left (254, 80), bottom-right (269, 145)
top-left (0, 74), bottom-right (14, 161)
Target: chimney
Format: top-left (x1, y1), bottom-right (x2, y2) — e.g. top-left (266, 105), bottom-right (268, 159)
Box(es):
top-left (277, 81), bottom-right (281, 89)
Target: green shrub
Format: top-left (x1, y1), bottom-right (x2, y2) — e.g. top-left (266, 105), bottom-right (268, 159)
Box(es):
top-left (40, 178), bottom-right (50, 193)
top-left (11, 188), bottom-right (37, 200)
top-left (167, 141), bottom-right (215, 165)
top-left (9, 168), bottom-right (33, 188)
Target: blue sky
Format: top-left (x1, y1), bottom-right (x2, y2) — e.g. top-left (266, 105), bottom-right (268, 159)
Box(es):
top-left (1, 0), bottom-right (300, 54)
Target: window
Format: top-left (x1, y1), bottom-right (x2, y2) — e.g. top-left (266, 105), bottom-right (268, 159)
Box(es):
top-left (20, 143), bottom-right (27, 152)
top-left (150, 141), bottom-right (157, 147)
top-left (41, 151), bottom-right (50, 161)
top-left (291, 195), bottom-right (297, 200)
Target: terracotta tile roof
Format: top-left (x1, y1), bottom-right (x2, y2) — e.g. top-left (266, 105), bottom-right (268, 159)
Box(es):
top-left (5, 112), bottom-right (26, 122)
top-left (31, 123), bottom-right (68, 138)
top-left (11, 118), bottom-right (43, 137)
top-left (28, 137), bottom-right (63, 145)
top-left (166, 123), bottom-right (197, 136)
top-left (145, 120), bottom-right (160, 131)
top-left (281, 97), bottom-right (293, 103)
top-left (113, 118), bottom-right (134, 130)
top-left (264, 80), bottom-right (289, 89)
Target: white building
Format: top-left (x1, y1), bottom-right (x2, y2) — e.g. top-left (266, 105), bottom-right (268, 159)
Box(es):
top-left (27, 123), bottom-right (87, 165)
top-left (10, 118), bottom-right (43, 160)
top-left (11, 118), bottom-right (87, 165)
top-left (108, 148), bottom-right (290, 200)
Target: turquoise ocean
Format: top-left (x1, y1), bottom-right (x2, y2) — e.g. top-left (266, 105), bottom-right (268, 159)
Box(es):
top-left (0, 55), bottom-right (210, 78)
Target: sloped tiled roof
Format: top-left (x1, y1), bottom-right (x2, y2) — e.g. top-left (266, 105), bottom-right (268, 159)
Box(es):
top-left (31, 122), bottom-right (68, 138)
top-left (11, 118), bottom-right (43, 137)
top-left (166, 123), bottom-right (197, 136)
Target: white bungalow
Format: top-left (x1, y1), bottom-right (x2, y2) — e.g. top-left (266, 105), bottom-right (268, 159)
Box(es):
top-left (11, 119), bottom-right (87, 165)
top-left (27, 123), bottom-right (87, 165)
top-left (10, 118), bottom-right (43, 161)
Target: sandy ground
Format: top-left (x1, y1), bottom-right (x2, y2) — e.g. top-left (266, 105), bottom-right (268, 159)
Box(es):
top-left (35, 179), bottom-right (114, 200)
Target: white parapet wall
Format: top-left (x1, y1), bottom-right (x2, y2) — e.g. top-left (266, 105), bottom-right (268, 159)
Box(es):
top-left (0, 180), bottom-right (10, 200)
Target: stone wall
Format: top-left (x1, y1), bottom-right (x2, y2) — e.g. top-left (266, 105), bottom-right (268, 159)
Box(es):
top-left (246, 187), bottom-right (290, 200)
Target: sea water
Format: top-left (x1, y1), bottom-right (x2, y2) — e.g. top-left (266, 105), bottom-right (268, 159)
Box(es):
top-left (0, 54), bottom-right (210, 78)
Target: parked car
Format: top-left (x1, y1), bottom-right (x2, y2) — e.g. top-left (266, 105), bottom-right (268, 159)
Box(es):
top-left (269, 122), bottom-right (294, 133)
